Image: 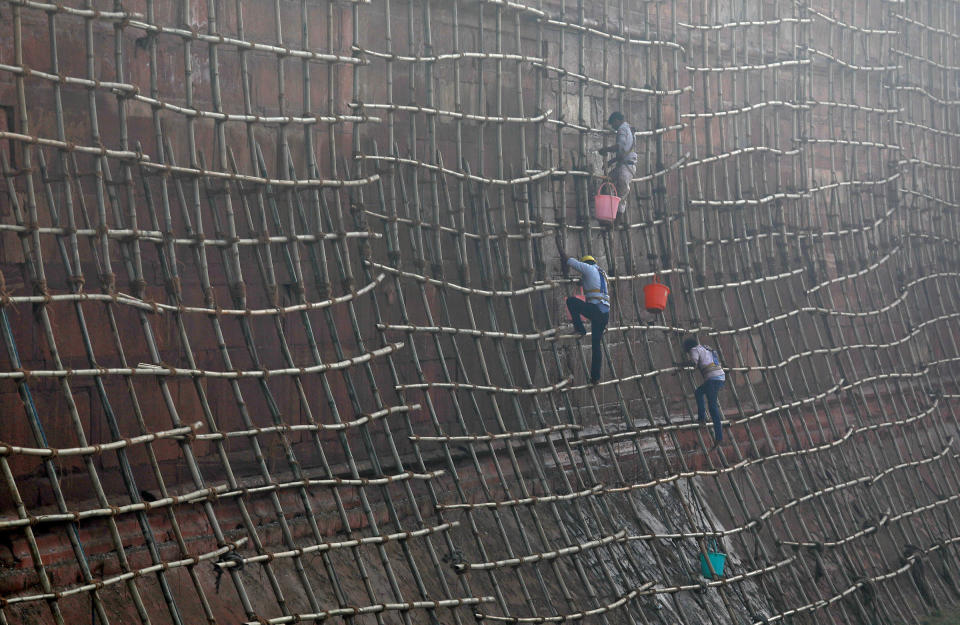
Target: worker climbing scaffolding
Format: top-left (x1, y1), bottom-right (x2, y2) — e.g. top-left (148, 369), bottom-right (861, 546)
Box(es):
top-left (681, 335), bottom-right (726, 448)
top-left (560, 248), bottom-right (610, 384)
top-left (597, 111), bottom-right (637, 218)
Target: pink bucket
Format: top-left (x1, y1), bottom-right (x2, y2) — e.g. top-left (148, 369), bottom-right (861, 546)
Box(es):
top-left (594, 181), bottom-right (620, 222)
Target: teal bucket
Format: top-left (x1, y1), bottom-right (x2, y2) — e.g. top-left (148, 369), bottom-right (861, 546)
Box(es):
top-left (700, 552), bottom-right (726, 579)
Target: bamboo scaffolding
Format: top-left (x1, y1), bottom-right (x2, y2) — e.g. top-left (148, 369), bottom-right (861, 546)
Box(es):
top-left (1, 0), bottom-right (960, 624)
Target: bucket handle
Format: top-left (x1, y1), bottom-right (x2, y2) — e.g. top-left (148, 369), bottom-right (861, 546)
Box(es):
top-left (651, 274), bottom-right (661, 284)
top-left (596, 181), bottom-right (619, 197)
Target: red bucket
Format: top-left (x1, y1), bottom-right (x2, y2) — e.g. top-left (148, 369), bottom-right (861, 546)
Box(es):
top-left (594, 181), bottom-right (620, 222)
top-left (643, 276), bottom-right (670, 313)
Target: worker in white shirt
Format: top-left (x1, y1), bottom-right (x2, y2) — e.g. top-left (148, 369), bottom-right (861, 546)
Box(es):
top-left (682, 335), bottom-right (726, 446)
top-left (598, 112), bottom-right (637, 217)
top-left (560, 250), bottom-right (610, 384)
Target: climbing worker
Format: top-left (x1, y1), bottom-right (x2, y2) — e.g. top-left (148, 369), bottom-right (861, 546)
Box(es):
top-left (597, 111), bottom-right (637, 218)
top-left (681, 335), bottom-right (726, 447)
top-left (560, 249), bottom-right (610, 385)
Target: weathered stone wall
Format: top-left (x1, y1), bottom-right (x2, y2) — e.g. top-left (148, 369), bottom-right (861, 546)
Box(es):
top-left (1, 1), bottom-right (959, 624)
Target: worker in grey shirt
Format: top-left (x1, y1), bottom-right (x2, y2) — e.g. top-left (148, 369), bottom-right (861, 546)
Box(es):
top-left (598, 112), bottom-right (637, 217)
top-left (560, 250), bottom-right (610, 384)
top-left (681, 335), bottom-right (726, 448)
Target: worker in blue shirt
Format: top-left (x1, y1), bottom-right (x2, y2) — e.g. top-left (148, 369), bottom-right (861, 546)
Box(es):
top-left (560, 249), bottom-right (610, 384)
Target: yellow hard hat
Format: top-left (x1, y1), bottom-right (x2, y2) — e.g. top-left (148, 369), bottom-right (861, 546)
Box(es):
top-left (580, 255), bottom-right (596, 263)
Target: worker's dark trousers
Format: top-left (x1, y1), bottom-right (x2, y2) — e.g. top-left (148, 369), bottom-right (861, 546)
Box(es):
top-left (695, 378), bottom-right (726, 441)
top-left (566, 297), bottom-right (609, 382)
